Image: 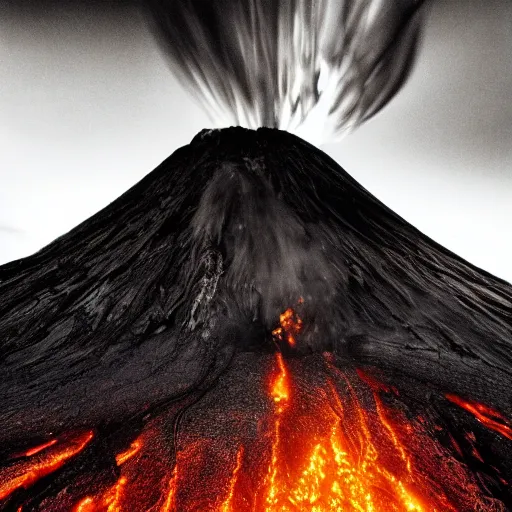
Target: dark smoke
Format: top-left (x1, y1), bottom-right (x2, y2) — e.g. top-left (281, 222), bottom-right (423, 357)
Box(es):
top-left (147, 0), bottom-right (426, 143)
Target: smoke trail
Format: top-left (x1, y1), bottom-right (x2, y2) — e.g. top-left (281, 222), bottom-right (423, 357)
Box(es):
top-left (147, 0), bottom-right (427, 144)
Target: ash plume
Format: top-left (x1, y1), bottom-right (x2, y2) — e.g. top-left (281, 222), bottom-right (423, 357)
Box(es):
top-left (147, 0), bottom-right (427, 144)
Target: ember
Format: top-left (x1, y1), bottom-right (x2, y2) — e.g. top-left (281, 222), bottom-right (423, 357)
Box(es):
top-left (271, 301), bottom-right (303, 348)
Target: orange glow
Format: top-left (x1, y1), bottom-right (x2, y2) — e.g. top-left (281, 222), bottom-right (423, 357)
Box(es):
top-left (0, 431), bottom-right (93, 501)
top-left (264, 353), bottom-right (291, 510)
top-left (115, 439), bottom-right (142, 466)
top-left (270, 352), bottom-right (290, 407)
top-left (356, 368), bottom-right (399, 396)
top-left (73, 476), bottom-right (128, 512)
top-left (160, 467), bottom-right (178, 512)
top-left (220, 448), bottom-right (244, 512)
top-left (18, 364), bottom-right (500, 511)
top-left (272, 303), bottom-right (303, 347)
top-left (74, 497), bottom-right (95, 512)
top-left (374, 393), bottom-right (412, 473)
top-left (23, 439), bottom-right (58, 457)
top-left (446, 394), bottom-right (512, 440)
top-left (255, 358), bottom-right (427, 512)
top-left (104, 476), bottom-right (127, 512)
top-left (7, 307), bottom-right (505, 511)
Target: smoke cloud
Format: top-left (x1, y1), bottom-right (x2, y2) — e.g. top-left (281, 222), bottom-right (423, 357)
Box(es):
top-left (147, 0), bottom-right (426, 144)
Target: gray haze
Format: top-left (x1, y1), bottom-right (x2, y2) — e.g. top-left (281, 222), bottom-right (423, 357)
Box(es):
top-left (0, 0), bottom-right (511, 282)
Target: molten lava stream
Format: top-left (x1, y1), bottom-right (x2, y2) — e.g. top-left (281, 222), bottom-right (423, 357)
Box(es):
top-left (73, 412), bottom-right (185, 512)
top-left (0, 431), bottom-right (94, 502)
top-left (168, 351), bottom-right (456, 511)
top-left (445, 393), bottom-right (512, 440)
top-left (4, 310), bottom-right (507, 511)
top-left (246, 354), bottom-right (429, 512)
top-left (71, 352), bottom-right (503, 511)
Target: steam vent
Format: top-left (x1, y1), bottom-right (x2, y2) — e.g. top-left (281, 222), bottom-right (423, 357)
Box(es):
top-left (0, 127), bottom-right (511, 511)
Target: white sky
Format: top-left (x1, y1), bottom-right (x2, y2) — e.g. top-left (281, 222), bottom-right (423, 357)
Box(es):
top-left (0, 0), bottom-right (511, 283)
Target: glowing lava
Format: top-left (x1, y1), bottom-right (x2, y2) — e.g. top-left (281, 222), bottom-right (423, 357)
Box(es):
top-left (160, 467), bottom-right (178, 512)
top-left (253, 354), bottom-right (428, 512)
top-left (445, 394), bottom-right (512, 440)
top-left (272, 300), bottom-right (303, 347)
top-left (0, 431), bottom-right (93, 501)
top-left (264, 352), bottom-right (291, 510)
top-left (219, 448), bottom-right (244, 512)
top-left (2, 310), bottom-right (509, 511)
top-left (74, 476), bottom-right (128, 512)
top-left (23, 439), bottom-right (58, 457)
top-left (115, 439), bottom-right (142, 466)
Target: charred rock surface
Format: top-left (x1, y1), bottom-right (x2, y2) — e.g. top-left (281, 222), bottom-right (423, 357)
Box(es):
top-left (0, 127), bottom-right (511, 510)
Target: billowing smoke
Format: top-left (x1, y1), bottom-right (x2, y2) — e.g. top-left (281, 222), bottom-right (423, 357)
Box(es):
top-left (147, 0), bottom-right (426, 144)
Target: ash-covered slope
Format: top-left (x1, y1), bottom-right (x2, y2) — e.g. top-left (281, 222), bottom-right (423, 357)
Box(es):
top-left (0, 128), bottom-right (511, 510)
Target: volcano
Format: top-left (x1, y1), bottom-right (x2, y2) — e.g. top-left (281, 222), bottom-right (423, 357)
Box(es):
top-left (0, 127), bottom-right (511, 511)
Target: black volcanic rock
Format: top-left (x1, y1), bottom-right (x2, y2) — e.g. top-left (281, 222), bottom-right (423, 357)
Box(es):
top-left (0, 128), bottom-right (511, 510)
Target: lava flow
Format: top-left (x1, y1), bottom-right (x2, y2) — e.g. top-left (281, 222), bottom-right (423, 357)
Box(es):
top-left (1, 307), bottom-right (509, 511)
top-left (0, 431), bottom-right (93, 501)
top-left (148, 309), bottom-right (504, 511)
top-left (446, 393), bottom-right (512, 441)
top-left (249, 353), bottom-right (429, 512)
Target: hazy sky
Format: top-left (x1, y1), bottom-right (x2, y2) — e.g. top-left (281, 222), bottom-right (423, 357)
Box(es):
top-left (1, 0), bottom-right (511, 282)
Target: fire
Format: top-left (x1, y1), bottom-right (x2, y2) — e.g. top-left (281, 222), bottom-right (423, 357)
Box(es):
top-left (272, 300), bottom-right (303, 347)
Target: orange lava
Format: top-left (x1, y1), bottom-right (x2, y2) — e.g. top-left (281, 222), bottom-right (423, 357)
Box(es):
top-left (115, 439), bottom-right (142, 466)
top-left (0, 431), bottom-right (93, 501)
top-left (23, 439), bottom-right (58, 457)
top-left (74, 476), bottom-right (128, 512)
top-left (263, 353), bottom-right (291, 510)
top-left (271, 303), bottom-right (303, 347)
top-left (446, 394), bottom-right (512, 440)
top-left (219, 448), bottom-right (244, 512)
top-left (254, 356), bottom-right (428, 512)
top-left (75, 497), bottom-right (95, 512)
top-left (4, 309), bottom-right (508, 511)
top-left (160, 467), bottom-right (178, 512)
